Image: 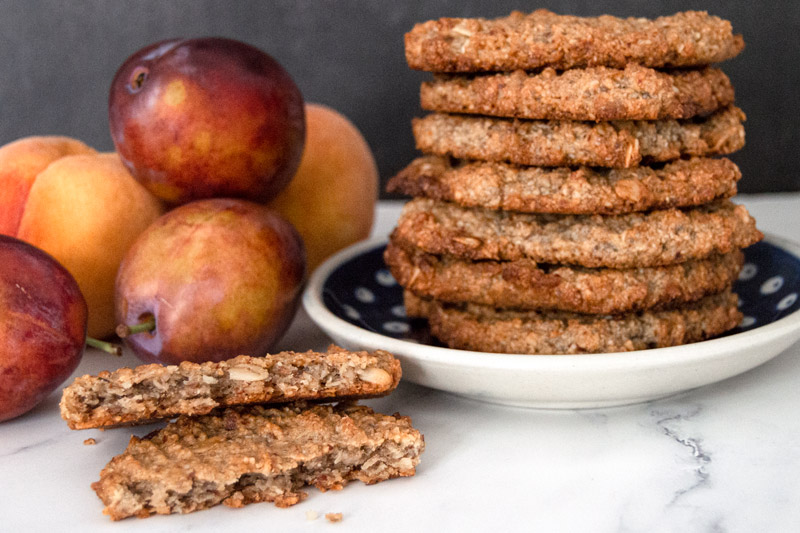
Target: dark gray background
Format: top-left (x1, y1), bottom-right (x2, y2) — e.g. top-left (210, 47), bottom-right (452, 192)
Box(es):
top-left (1, 1), bottom-right (797, 196)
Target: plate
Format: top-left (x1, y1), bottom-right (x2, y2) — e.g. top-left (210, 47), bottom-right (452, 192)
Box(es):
top-left (302, 235), bottom-right (800, 409)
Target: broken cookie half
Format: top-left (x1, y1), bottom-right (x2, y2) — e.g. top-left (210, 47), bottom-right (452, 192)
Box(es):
top-left (92, 402), bottom-right (424, 520)
top-left (60, 345), bottom-right (401, 429)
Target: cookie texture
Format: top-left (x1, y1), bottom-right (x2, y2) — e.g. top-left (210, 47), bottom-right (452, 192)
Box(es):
top-left (405, 10), bottom-right (744, 72)
top-left (421, 66), bottom-right (733, 121)
top-left (61, 346), bottom-right (401, 430)
top-left (387, 155), bottom-right (739, 214)
top-left (92, 402), bottom-right (424, 520)
top-left (392, 198), bottom-right (762, 268)
top-left (405, 290), bottom-right (742, 354)
top-left (386, 239), bottom-right (743, 314)
top-left (413, 106), bottom-right (745, 168)
top-left (397, 9), bottom-right (752, 356)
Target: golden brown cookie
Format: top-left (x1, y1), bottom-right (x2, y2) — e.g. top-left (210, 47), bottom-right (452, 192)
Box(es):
top-left (61, 346), bottom-right (401, 430)
top-left (92, 402), bottom-right (424, 520)
top-left (405, 290), bottom-right (742, 354)
top-left (421, 66), bottom-right (734, 121)
top-left (385, 239), bottom-right (743, 314)
top-left (413, 106), bottom-right (745, 168)
top-left (387, 155), bottom-right (740, 214)
top-left (392, 197), bottom-right (762, 268)
top-left (405, 10), bottom-right (743, 72)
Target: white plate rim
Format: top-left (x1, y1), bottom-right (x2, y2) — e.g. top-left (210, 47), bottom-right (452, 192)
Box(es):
top-left (303, 233), bottom-right (800, 374)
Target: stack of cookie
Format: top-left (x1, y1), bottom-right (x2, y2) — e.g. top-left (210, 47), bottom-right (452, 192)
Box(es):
top-left (385, 10), bottom-right (763, 354)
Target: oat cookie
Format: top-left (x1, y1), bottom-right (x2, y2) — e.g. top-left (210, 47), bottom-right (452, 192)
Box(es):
top-left (92, 402), bottom-right (424, 520)
top-left (421, 66), bottom-right (733, 121)
top-left (61, 346), bottom-right (401, 430)
top-left (413, 106), bottom-right (745, 168)
top-left (387, 155), bottom-right (739, 214)
top-left (405, 290), bottom-right (742, 354)
top-left (392, 197), bottom-right (761, 269)
top-left (386, 239), bottom-right (743, 314)
top-left (405, 10), bottom-right (743, 72)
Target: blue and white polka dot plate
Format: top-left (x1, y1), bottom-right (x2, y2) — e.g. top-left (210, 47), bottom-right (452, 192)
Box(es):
top-left (303, 235), bottom-right (800, 409)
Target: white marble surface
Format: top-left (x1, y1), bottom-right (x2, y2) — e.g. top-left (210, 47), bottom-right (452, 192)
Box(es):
top-left (2, 194), bottom-right (800, 532)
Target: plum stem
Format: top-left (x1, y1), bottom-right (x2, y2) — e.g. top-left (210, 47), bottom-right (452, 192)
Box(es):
top-left (116, 316), bottom-right (156, 339)
top-left (86, 337), bottom-right (122, 356)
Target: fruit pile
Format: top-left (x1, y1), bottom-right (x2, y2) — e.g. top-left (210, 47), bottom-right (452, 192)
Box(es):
top-left (0, 37), bottom-right (378, 421)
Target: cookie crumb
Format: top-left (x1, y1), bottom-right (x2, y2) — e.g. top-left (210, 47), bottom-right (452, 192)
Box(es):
top-left (325, 512), bottom-right (343, 523)
top-left (306, 510), bottom-right (319, 521)
top-left (83, 438), bottom-right (97, 445)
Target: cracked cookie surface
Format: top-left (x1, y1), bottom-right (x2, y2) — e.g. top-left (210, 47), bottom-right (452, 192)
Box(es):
top-left (392, 197), bottom-right (761, 269)
top-left (405, 290), bottom-right (742, 354)
top-left (92, 402), bottom-right (424, 520)
top-left (386, 238), bottom-right (743, 314)
top-left (388, 155), bottom-right (740, 214)
top-left (421, 66), bottom-right (734, 121)
top-left (405, 9), bottom-right (743, 72)
top-left (413, 106), bottom-right (745, 168)
top-left (61, 346), bottom-right (401, 429)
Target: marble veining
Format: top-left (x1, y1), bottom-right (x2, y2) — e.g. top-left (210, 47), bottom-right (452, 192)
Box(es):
top-left (651, 404), bottom-right (713, 506)
top-left (0, 437), bottom-right (57, 458)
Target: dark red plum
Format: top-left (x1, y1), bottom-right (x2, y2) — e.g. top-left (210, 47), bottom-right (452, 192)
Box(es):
top-left (109, 38), bottom-right (305, 205)
top-left (0, 235), bottom-right (87, 422)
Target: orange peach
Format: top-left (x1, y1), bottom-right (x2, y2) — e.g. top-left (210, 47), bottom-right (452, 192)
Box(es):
top-left (0, 136), bottom-right (96, 234)
top-left (17, 153), bottom-right (164, 338)
top-left (268, 103), bottom-right (378, 271)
